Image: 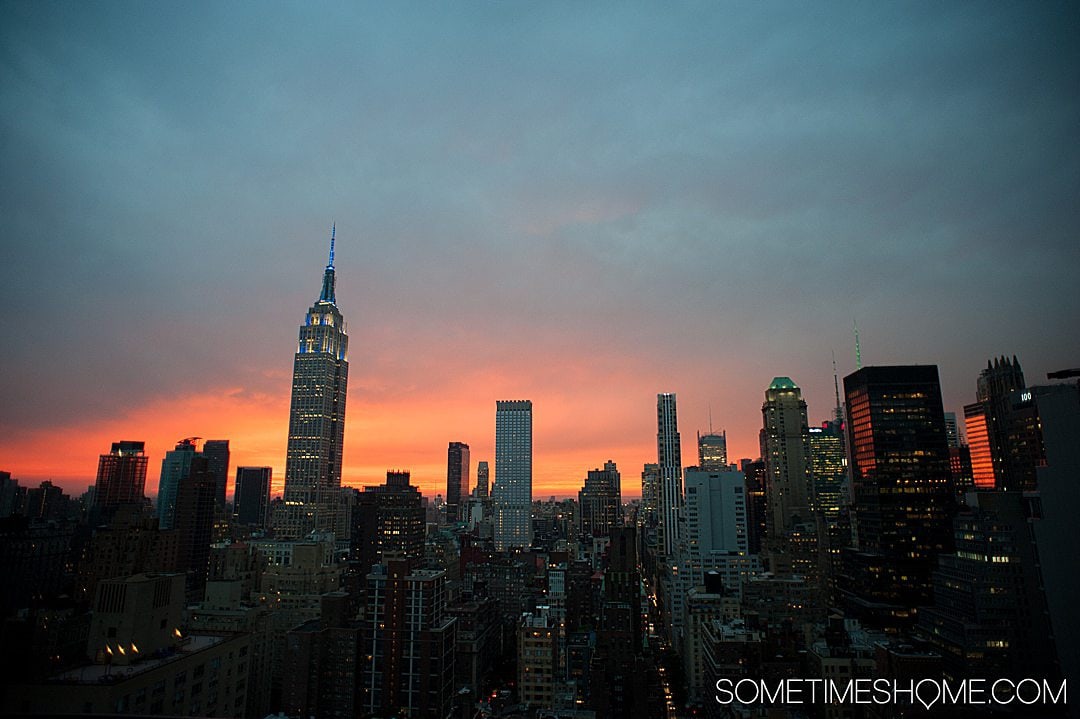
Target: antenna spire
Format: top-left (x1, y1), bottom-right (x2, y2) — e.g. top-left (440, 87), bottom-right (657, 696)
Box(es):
top-left (318, 224), bottom-right (337, 304)
top-left (852, 319), bottom-right (862, 370)
top-left (328, 222), bottom-right (336, 268)
top-left (832, 351), bottom-right (844, 426)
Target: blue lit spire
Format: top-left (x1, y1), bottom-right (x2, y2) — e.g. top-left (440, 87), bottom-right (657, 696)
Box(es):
top-left (319, 223), bottom-right (336, 304)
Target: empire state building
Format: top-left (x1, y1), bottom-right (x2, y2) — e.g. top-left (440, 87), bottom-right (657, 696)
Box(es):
top-left (275, 226), bottom-right (349, 539)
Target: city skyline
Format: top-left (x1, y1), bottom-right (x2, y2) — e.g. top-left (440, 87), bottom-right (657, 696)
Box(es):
top-left (2, 3), bottom-right (1078, 500)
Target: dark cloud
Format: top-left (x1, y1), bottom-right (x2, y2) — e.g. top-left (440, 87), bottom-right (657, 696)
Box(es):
top-left (1, 1), bottom-right (1078, 459)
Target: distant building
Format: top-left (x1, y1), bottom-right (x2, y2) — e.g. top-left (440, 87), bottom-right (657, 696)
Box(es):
top-left (174, 455), bottom-right (217, 602)
top-left (94, 441), bottom-right (148, 511)
top-left (157, 438), bottom-right (198, 530)
top-left (201, 439), bottom-right (230, 506)
top-left (446, 441), bottom-right (470, 523)
top-left (697, 431), bottom-right (728, 470)
top-left (234, 466), bottom-right (271, 528)
top-left (474, 460), bottom-right (490, 498)
top-left (656, 393), bottom-right (683, 557)
top-left (350, 470), bottom-right (426, 574)
top-left (760, 377), bottom-right (812, 539)
top-left (578, 460), bottom-right (621, 538)
top-left (493, 400), bottom-right (533, 551)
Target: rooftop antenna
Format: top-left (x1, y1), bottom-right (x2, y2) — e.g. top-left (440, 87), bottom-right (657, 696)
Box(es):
top-left (708, 404), bottom-right (714, 434)
top-left (852, 319), bottom-right (862, 370)
top-left (328, 222), bottom-right (336, 268)
top-left (832, 351), bottom-right (844, 426)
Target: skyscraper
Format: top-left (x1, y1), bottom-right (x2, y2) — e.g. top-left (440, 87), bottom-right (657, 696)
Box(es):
top-left (475, 460), bottom-right (490, 498)
top-left (94, 441), bottom-right (148, 512)
top-left (445, 441), bottom-right (470, 523)
top-left (157, 437), bottom-right (199, 530)
top-left (493, 400), bottom-right (533, 551)
top-left (201, 439), bottom-right (230, 506)
top-left (697, 431), bottom-right (728, 470)
top-left (656, 393), bottom-right (682, 557)
top-left (277, 227), bottom-right (349, 539)
top-left (976, 355), bottom-right (1026, 489)
top-left (760, 378), bottom-right (812, 540)
top-left (839, 365), bottom-right (955, 631)
top-left (350, 470), bottom-right (426, 574)
top-left (234, 466), bottom-right (272, 527)
top-left (578, 461), bottom-right (622, 538)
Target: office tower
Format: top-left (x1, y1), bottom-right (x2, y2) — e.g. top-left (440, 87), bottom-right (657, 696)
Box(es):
top-left (697, 431), bottom-right (728, 470)
top-left (656, 393), bottom-right (683, 557)
top-left (839, 365), bottom-right (955, 631)
top-left (742, 460), bottom-right (767, 555)
top-left (493, 400), bottom-right (533, 551)
top-left (279, 227), bottom-right (349, 539)
top-left (93, 441), bottom-right (148, 511)
top-left (918, 491), bottom-right (1057, 682)
top-left (350, 470), bottom-right (426, 574)
top-left (361, 559), bottom-right (456, 719)
top-left (475, 461), bottom-right (489, 498)
top-left (683, 469), bottom-right (749, 559)
top-left (156, 438), bottom-right (199, 530)
top-left (807, 423), bottom-right (845, 515)
top-left (978, 356), bottom-right (1026, 484)
top-left (760, 378), bottom-right (812, 541)
top-left (578, 461), bottom-right (622, 538)
top-left (639, 463), bottom-right (659, 525)
top-left (446, 441), bottom-right (470, 523)
top-left (201, 439), bottom-right (230, 506)
top-left (962, 402), bottom-right (995, 488)
top-left (234, 466), bottom-right (272, 527)
top-left (517, 610), bottom-right (559, 710)
top-left (174, 455), bottom-right (217, 602)
top-left (943, 412), bottom-right (960, 448)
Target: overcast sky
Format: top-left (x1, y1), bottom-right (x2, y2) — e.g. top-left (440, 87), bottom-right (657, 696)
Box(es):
top-left (2, 1), bottom-right (1078, 498)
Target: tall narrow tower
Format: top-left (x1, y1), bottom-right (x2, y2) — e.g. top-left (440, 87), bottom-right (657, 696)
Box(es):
top-left (656, 393), bottom-right (682, 557)
top-left (761, 378), bottom-right (812, 541)
top-left (493, 400), bottom-right (533, 551)
top-left (277, 226), bottom-right (349, 539)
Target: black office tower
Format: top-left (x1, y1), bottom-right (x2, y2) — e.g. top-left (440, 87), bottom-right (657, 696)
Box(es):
top-left (446, 441), bottom-right (470, 524)
top-left (839, 365), bottom-right (956, 632)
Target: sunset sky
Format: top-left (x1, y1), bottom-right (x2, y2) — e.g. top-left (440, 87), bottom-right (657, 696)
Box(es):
top-left (2, 2), bottom-right (1078, 501)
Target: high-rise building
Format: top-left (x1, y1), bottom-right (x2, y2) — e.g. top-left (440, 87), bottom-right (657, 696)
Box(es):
top-left (493, 400), bottom-right (533, 551)
top-left (201, 439), bottom-right (230, 506)
top-left (639, 463), bottom-right (659, 526)
top-left (278, 227), bottom-right (349, 539)
top-left (350, 470), bottom-right (426, 575)
top-left (943, 412), bottom-right (961, 448)
top-left (578, 461), bottom-right (622, 538)
top-left (974, 356), bottom-right (1027, 489)
top-left (760, 378), bottom-right (812, 541)
top-left (475, 461), bottom-right (490, 498)
top-left (234, 466), bottom-right (271, 527)
top-left (446, 441), bottom-right (470, 523)
top-left (93, 441), bottom-right (148, 512)
top-left (697, 431), bottom-right (728, 470)
top-left (963, 402), bottom-right (995, 488)
top-left (174, 455), bottom-right (217, 602)
top-left (157, 438), bottom-right (199, 530)
top-left (839, 365), bottom-right (956, 631)
top-left (656, 393), bottom-right (682, 557)
top-left (361, 559), bottom-right (456, 718)
top-left (807, 423), bottom-right (846, 515)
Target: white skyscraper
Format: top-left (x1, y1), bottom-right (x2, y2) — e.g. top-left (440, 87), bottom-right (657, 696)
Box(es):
top-left (493, 400), bottom-right (533, 551)
top-left (657, 393), bottom-right (683, 557)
